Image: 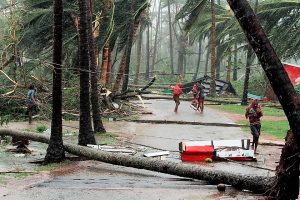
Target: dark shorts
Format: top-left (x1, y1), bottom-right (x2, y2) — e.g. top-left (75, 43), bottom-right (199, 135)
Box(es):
top-left (27, 104), bottom-right (34, 112)
top-left (250, 124), bottom-right (261, 142)
top-left (173, 95), bottom-right (180, 104)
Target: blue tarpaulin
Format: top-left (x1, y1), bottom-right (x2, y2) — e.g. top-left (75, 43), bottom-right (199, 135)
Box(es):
top-left (247, 93), bottom-right (262, 100)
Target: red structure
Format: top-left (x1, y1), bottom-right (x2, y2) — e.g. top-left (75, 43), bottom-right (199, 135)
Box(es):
top-left (283, 63), bottom-right (300, 86)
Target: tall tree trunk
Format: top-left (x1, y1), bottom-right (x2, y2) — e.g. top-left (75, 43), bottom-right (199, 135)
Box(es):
top-left (113, 49), bottom-right (127, 92)
top-left (9, 0), bottom-right (18, 81)
top-left (177, 35), bottom-right (187, 75)
top-left (106, 45), bottom-right (112, 87)
top-left (77, 0), bottom-right (96, 146)
top-left (151, 0), bottom-right (161, 72)
top-left (227, 0), bottom-right (300, 198)
top-left (226, 47), bottom-right (232, 82)
top-left (210, 0), bottom-right (217, 95)
top-left (215, 0), bottom-right (221, 80)
top-left (100, 43), bottom-right (109, 85)
top-left (167, 0), bottom-right (174, 74)
top-left (87, 0), bottom-right (106, 133)
top-left (134, 27), bottom-right (143, 84)
top-left (44, 0), bottom-right (65, 163)
top-left (216, 43), bottom-right (221, 80)
top-left (233, 42), bottom-right (238, 81)
top-left (193, 38), bottom-right (202, 80)
top-left (122, 17), bottom-right (141, 92)
top-left (241, 45), bottom-right (253, 105)
top-left (204, 41), bottom-right (210, 76)
top-left (145, 24), bottom-right (150, 81)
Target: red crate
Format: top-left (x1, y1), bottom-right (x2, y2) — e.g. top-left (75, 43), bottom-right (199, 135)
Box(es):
top-left (181, 146), bottom-right (214, 162)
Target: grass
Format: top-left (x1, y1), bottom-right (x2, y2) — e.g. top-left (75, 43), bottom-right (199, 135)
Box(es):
top-left (261, 120), bottom-right (289, 139)
top-left (34, 160), bottom-right (71, 172)
top-left (96, 132), bottom-right (119, 145)
top-left (240, 120), bottom-right (289, 139)
top-left (209, 104), bottom-right (289, 139)
top-left (209, 104), bottom-right (285, 117)
top-left (36, 124), bottom-right (48, 133)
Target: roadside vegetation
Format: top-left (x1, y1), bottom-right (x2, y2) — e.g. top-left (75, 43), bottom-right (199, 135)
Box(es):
top-left (209, 103), bottom-right (288, 139)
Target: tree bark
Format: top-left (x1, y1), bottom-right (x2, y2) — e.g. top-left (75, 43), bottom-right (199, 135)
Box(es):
top-left (134, 27), bottom-right (143, 84)
top-left (121, 20), bottom-right (139, 92)
top-left (226, 48), bottom-right (232, 82)
top-left (106, 46), bottom-right (113, 87)
top-left (210, 0), bottom-right (216, 95)
top-left (204, 41), bottom-right (210, 76)
top-left (233, 42), bottom-right (238, 81)
top-left (77, 0), bottom-right (96, 145)
top-left (87, 0), bottom-right (106, 133)
top-left (272, 130), bottom-right (299, 200)
top-left (241, 45), bottom-right (253, 105)
top-left (113, 48), bottom-right (127, 92)
top-left (227, 0), bottom-right (300, 198)
top-left (124, 119), bottom-right (246, 128)
top-left (0, 129), bottom-right (275, 194)
top-left (44, 0), bottom-right (65, 163)
top-left (100, 43), bottom-right (109, 85)
top-left (145, 23), bottom-right (150, 81)
top-left (177, 35), bottom-right (187, 75)
top-left (167, 0), bottom-right (174, 74)
top-left (150, 0), bottom-right (161, 72)
top-left (193, 38), bottom-right (202, 81)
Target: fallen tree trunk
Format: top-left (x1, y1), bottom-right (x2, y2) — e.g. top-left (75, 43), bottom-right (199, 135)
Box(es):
top-left (0, 128), bottom-right (274, 194)
top-left (122, 119), bottom-right (247, 128)
top-left (141, 95), bottom-right (241, 104)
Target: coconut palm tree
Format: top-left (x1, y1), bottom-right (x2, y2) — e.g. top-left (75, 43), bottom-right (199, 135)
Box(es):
top-left (111, 0), bottom-right (149, 92)
top-left (227, 1), bottom-right (300, 199)
top-left (44, 0), bottom-right (65, 163)
top-left (77, 0), bottom-right (96, 146)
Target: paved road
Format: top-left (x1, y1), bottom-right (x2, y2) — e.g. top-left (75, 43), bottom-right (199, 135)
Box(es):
top-left (1, 98), bottom-right (280, 200)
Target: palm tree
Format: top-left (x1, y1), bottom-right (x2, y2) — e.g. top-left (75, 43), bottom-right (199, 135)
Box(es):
top-left (227, 0), bottom-right (300, 198)
top-left (44, 0), bottom-right (65, 163)
top-left (167, 0), bottom-right (174, 74)
top-left (241, 0), bottom-right (258, 105)
top-left (87, 0), bottom-right (106, 133)
top-left (77, 0), bottom-right (96, 146)
top-left (111, 0), bottom-right (149, 92)
top-left (210, 0), bottom-right (216, 95)
top-left (134, 26), bottom-right (143, 84)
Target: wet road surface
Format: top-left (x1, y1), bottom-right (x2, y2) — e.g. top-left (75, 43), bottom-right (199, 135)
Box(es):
top-left (1, 98), bottom-right (282, 199)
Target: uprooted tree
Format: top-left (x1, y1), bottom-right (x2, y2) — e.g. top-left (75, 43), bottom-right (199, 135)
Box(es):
top-left (227, 0), bottom-right (300, 199)
top-left (0, 129), bottom-right (274, 194)
top-left (1, 0), bottom-right (299, 199)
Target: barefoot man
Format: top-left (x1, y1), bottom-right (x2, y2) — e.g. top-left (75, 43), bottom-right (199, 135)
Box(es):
top-left (245, 99), bottom-right (263, 154)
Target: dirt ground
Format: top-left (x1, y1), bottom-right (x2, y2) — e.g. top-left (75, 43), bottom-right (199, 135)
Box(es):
top-left (0, 99), bottom-right (295, 199)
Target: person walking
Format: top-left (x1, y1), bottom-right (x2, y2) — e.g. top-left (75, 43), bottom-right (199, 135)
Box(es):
top-left (171, 75), bottom-right (183, 112)
top-left (26, 84), bottom-right (37, 124)
top-left (245, 99), bottom-right (263, 154)
top-left (196, 80), bottom-right (205, 112)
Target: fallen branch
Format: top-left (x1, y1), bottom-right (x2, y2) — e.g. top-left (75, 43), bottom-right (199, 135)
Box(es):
top-left (113, 76), bottom-right (156, 100)
top-left (122, 119), bottom-right (247, 128)
top-left (0, 128), bottom-right (274, 194)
